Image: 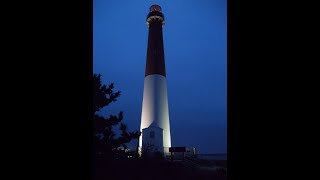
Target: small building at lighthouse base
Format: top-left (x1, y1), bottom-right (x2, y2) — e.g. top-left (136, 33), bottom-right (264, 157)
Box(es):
top-left (139, 124), bottom-right (164, 157)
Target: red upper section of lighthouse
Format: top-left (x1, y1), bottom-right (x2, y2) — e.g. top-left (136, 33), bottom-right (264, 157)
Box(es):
top-left (145, 5), bottom-right (166, 77)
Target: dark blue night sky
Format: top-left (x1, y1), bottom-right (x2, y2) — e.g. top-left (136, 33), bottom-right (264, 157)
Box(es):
top-left (94, 0), bottom-right (226, 154)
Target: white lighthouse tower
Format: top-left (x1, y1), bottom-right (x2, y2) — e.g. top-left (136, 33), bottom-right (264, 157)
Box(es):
top-left (139, 5), bottom-right (171, 156)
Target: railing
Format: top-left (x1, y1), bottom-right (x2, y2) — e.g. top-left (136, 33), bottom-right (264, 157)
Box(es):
top-left (126, 146), bottom-right (227, 161)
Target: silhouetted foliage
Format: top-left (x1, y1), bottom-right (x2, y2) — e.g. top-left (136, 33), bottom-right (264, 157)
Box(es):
top-left (93, 74), bottom-right (141, 159)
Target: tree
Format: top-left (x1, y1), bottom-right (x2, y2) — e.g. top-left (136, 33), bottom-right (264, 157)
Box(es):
top-left (93, 73), bottom-right (141, 159)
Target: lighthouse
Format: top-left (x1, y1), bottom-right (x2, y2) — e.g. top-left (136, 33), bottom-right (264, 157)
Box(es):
top-left (139, 5), bottom-right (171, 156)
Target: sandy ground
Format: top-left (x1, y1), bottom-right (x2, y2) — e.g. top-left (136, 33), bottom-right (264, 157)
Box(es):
top-left (93, 158), bottom-right (227, 180)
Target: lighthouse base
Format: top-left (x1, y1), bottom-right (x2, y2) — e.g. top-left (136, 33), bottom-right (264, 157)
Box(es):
top-left (139, 74), bottom-right (172, 154)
